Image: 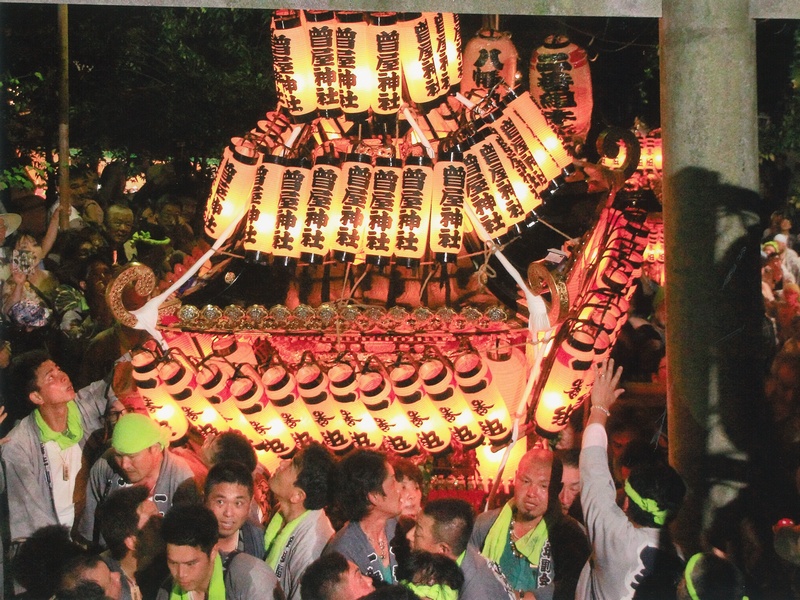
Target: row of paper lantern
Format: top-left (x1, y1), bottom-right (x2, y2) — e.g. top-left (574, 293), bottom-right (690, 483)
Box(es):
top-left (271, 10), bottom-right (462, 123)
top-left (532, 203), bottom-right (650, 435)
top-left (202, 86), bottom-right (574, 268)
top-left (131, 343), bottom-right (513, 472)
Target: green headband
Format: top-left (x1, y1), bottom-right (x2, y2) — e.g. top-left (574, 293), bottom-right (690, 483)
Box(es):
top-left (624, 479), bottom-right (669, 526)
top-left (684, 553), bottom-right (749, 600)
top-left (112, 413), bottom-right (168, 454)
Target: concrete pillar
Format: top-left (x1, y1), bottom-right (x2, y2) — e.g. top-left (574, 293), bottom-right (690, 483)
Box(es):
top-left (660, 0), bottom-right (766, 551)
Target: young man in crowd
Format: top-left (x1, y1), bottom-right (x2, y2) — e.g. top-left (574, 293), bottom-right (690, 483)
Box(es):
top-left (156, 504), bottom-right (284, 600)
top-left (204, 460), bottom-right (265, 559)
top-left (324, 449), bottom-right (402, 585)
top-left (412, 498), bottom-right (515, 600)
top-left (2, 350), bottom-right (127, 542)
top-left (576, 359), bottom-right (686, 599)
top-left (266, 442), bottom-right (336, 600)
top-left (300, 552), bottom-right (375, 600)
top-left (79, 412), bottom-right (196, 546)
top-left (98, 485), bottom-right (167, 600)
top-left (470, 448), bottom-right (590, 600)
top-left (556, 448), bottom-right (583, 523)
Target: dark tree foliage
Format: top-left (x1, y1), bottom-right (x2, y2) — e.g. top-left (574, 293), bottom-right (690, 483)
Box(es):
top-left (1, 4), bottom-right (276, 185)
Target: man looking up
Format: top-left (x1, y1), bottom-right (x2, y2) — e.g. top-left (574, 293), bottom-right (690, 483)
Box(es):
top-left (79, 412), bottom-right (195, 546)
top-left (156, 504), bottom-right (284, 600)
top-left (324, 449), bottom-right (402, 585)
top-left (575, 359), bottom-right (686, 600)
top-left (470, 448), bottom-right (590, 600)
top-left (266, 442), bottom-right (336, 600)
top-left (412, 498), bottom-right (515, 600)
top-left (3, 350), bottom-right (127, 542)
top-left (204, 460), bottom-right (264, 559)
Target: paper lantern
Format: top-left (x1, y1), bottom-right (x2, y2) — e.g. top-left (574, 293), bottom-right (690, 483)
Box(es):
top-left (210, 335), bottom-right (256, 366)
top-left (304, 10), bottom-right (342, 118)
top-left (419, 357), bottom-right (484, 449)
top-left (272, 157), bottom-right (313, 266)
top-left (427, 13), bottom-right (452, 93)
top-left (500, 87), bottom-right (573, 175)
top-left (462, 28), bottom-right (518, 97)
top-left (130, 351), bottom-right (189, 442)
top-left (296, 362), bottom-right (353, 454)
top-left (358, 369), bottom-right (418, 455)
top-left (253, 111), bottom-right (294, 152)
top-left (441, 12), bottom-right (463, 87)
top-left (469, 127), bottom-right (533, 233)
top-left (243, 155), bottom-right (287, 265)
top-left (399, 13), bottom-right (442, 106)
top-left (530, 34), bottom-right (593, 146)
top-left (462, 136), bottom-right (514, 243)
top-left (297, 154), bottom-right (344, 264)
top-left (430, 147), bottom-right (467, 263)
top-left (368, 13), bottom-right (403, 120)
top-left (262, 364), bottom-right (325, 446)
top-left (475, 436), bottom-right (527, 484)
top-left (271, 10), bottom-right (318, 123)
top-left (453, 352), bottom-right (512, 445)
top-left (329, 152), bottom-right (373, 262)
top-left (389, 363), bottom-right (452, 454)
top-left (335, 11), bottom-right (376, 121)
top-left (195, 363), bottom-right (263, 445)
top-left (203, 138), bottom-right (261, 241)
top-left (229, 369), bottom-right (297, 460)
top-left (395, 155), bottom-right (434, 268)
top-left (158, 359), bottom-right (229, 438)
top-left (364, 156), bottom-right (402, 266)
top-left (142, 387), bottom-right (190, 443)
top-left (328, 361), bottom-right (384, 449)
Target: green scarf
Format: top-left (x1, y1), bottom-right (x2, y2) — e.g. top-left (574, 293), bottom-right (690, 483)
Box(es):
top-left (482, 502), bottom-right (549, 567)
top-left (404, 582), bottom-right (459, 600)
top-left (169, 553), bottom-right (225, 600)
top-left (264, 510), bottom-right (310, 571)
top-left (34, 401), bottom-right (83, 450)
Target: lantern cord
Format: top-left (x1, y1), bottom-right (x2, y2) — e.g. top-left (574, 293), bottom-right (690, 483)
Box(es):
top-left (340, 263), bottom-right (352, 300)
top-left (535, 216), bottom-right (573, 241)
top-left (346, 266), bottom-right (371, 302)
top-left (418, 265), bottom-right (437, 304)
top-left (401, 105), bottom-right (435, 159)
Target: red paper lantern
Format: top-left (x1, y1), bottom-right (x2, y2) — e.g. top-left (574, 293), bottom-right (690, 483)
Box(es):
top-left (530, 34), bottom-right (593, 146)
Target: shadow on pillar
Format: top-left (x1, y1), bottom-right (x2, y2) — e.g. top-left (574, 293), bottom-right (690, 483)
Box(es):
top-left (667, 168), bottom-right (790, 574)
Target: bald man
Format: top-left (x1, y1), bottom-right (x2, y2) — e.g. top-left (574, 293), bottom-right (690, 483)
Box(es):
top-left (469, 448), bottom-right (590, 600)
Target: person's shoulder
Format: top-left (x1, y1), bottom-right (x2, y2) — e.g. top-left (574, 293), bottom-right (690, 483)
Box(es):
top-left (229, 551), bottom-right (279, 583)
top-left (474, 507), bottom-right (501, 525)
top-left (2, 416), bottom-right (36, 458)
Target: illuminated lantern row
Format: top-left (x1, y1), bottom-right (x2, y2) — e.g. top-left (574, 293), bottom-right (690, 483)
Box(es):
top-left (131, 343), bottom-right (516, 460)
top-left (532, 206), bottom-right (650, 436)
top-left (271, 10), bottom-right (462, 122)
top-left (530, 34), bottom-right (593, 147)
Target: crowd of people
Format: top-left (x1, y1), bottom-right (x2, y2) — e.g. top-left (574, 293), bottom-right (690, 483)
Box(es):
top-left (0, 159), bottom-right (785, 600)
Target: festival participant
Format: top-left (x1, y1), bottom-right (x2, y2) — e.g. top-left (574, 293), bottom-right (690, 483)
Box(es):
top-left (556, 449), bottom-right (583, 522)
top-left (156, 504), bottom-right (284, 600)
top-left (469, 448), bottom-right (590, 600)
top-left (2, 350), bottom-right (127, 542)
top-left (324, 449), bottom-right (402, 584)
top-left (675, 552), bottom-right (749, 600)
top-left (575, 359), bottom-right (686, 599)
top-left (265, 442), bottom-right (336, 599)
top-left (300, 552), bottom-right (375, 600)
top-left (79, 412), bottom-right (196, 546)
top-left (99, 485), bottom-right (167, 600)
top-left (58, 552), bottom-right (122, 600)
top-left (205, 461), bottom-right (265, 559)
